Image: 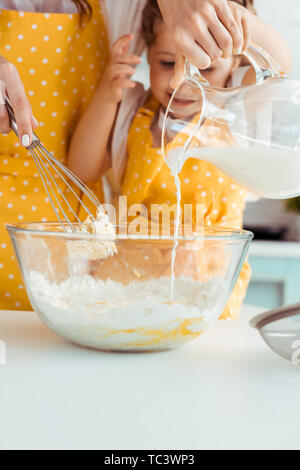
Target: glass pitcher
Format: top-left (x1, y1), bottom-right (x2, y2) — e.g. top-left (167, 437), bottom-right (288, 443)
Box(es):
top-left (162, 42), bottom-right (300, 199)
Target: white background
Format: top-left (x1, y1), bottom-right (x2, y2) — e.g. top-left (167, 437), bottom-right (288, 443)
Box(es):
top-left (256, 0), bottom-right (300, 78)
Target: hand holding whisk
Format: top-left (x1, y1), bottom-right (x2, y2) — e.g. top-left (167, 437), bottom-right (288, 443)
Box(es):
top-left (5, 97), bottom-right (103, 233)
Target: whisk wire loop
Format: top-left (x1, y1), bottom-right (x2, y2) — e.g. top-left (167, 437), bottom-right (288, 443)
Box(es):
top-left (5, 97), bottom-right (102, 233)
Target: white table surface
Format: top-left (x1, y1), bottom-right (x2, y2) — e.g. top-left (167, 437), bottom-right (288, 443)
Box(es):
top-left (0, 305), bottom-right (299, 451)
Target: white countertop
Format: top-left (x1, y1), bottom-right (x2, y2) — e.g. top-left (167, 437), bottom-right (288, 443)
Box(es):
top-left (0, 305), bottom-right (300, 451)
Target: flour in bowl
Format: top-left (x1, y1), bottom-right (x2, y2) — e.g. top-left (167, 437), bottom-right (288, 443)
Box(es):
top-left (28, 271), bottom-right (226, 350)
top-left (68, 208), bottom-right (117, 260)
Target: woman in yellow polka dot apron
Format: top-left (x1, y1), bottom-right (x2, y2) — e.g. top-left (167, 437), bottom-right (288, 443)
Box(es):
top-left (0, 0), bottom-right (109, 310)
top-left (122, 95), bottom-right (252, 320)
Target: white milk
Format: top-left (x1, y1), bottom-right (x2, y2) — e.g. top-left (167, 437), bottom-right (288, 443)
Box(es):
top-left (170, 172), bottom-right (181, 299)
top-left (167, 146), bottom-right (300, 199)
top-left (168, 152), bottom-right (185, 299)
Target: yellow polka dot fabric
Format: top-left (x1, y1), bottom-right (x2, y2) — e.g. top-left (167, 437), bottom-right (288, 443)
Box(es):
top-left (122, 95), bottom-right (252, 320)
top-left (0, 2), bottom-right (109, 310)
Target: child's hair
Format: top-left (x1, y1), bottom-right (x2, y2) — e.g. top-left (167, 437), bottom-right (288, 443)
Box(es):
top-left (237, 0), bottom-right (256, 14)
top-left (142, 0), bottom-right (256, 47)
top-left (71, 0), bottom-right (92, 21)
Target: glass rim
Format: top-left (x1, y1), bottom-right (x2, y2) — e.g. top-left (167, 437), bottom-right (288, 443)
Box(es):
top-left (6, 221), bottom-right (254, 242)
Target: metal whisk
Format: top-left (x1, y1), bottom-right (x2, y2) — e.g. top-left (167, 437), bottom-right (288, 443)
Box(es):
top-left (5, 98), bottom-right (102, 233)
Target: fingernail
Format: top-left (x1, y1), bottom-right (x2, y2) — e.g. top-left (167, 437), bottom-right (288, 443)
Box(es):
top-left (33, 116), bottom-right (39, 126)
top-left (235, 47), bottom-right (243, 56)
top-left (22, 134), bottom-right (30, 147)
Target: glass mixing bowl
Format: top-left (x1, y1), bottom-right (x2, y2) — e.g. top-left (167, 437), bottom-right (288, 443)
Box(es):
top-left (6, 222), bottom-right (253, 352)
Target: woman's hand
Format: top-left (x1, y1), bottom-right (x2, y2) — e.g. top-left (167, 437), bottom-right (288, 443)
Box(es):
top-left (98, 34), bottom-right (141, 104)
top-left (157, 0), bottom-right (251, 87)
top-left (228, 1), bottom-right (251, 51)
top-left (0, 56), bottom-right (37, 146)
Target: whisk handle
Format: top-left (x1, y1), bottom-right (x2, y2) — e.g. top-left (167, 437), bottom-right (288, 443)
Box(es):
top-left (5, 97), bottom-right (19, 135)
top-left (4, 96), bottom-right (39, 146)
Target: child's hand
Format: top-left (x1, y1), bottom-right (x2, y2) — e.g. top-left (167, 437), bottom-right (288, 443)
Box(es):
top-left (99, 34), bottom-right (141, 104)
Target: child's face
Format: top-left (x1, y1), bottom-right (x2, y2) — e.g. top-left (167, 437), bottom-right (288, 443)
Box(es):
top-left (147, 22), bottom-right (235, 118)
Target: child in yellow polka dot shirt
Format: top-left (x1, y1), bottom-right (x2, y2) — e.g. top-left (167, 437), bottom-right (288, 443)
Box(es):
top-left (68, 0), bottom-right (291, 319)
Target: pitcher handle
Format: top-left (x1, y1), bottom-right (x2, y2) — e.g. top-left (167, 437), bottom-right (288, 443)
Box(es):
top-left (244, 41), bottom-right (288, 83)
top-left (186, 41), bottom-right (288, 86)
top-left (162, 42), bottom-right (288, 166)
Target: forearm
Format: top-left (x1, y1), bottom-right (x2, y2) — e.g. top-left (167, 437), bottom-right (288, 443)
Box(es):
top-left (68, 33), bottom-right (139, 183)
top-left (248, 10), bottom-right (293, 73)
top-left (67, 88), bottom-right (117, 183)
